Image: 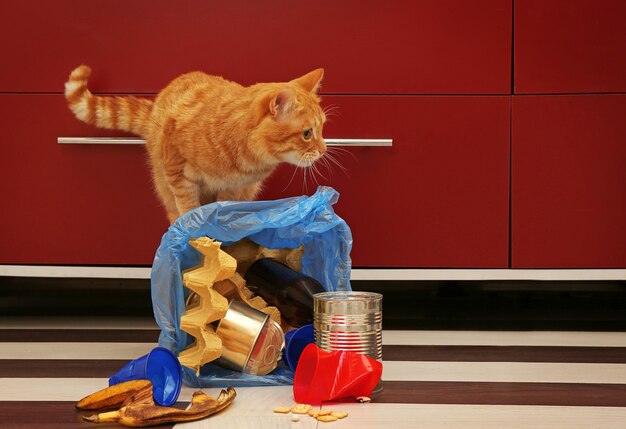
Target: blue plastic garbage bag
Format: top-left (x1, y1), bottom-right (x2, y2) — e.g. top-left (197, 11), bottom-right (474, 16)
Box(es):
top-left (151, 186), bottom-right (353, 387)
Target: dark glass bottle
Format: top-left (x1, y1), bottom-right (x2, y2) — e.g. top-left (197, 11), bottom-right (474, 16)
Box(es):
top-left (244, 258), bottom-right (325, 327)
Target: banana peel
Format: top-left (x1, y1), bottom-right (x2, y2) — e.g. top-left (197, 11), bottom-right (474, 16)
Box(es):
top-left (80, 381), bottom-right (236, 427)
top-left (76, 380), bottom-right (152, 411)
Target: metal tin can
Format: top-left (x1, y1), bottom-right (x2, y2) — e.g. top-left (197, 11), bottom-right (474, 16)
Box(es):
top-left (313, 291), bottom-right (383, 360)
top-left (215, 301), bottom-right (285, 375)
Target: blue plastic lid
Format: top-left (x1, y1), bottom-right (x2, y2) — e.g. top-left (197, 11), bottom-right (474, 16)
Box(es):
top-left (145, 347), bottom-right (183, 406)
top-left (283, 324), bottom-right (315, 372)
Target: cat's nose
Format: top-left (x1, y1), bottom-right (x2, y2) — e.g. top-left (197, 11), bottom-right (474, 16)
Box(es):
top-left (317, 140), bottom-right (327, 155)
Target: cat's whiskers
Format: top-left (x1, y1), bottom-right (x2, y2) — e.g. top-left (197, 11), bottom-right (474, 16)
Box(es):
top-left (320, 155), bottom-right (334, 175)
top-left (299, 151), bottom-right (327, 192)
top-left (305, 153), bottom-right (318, 190)
top-left (327, 145), bottom-right (356, 161)
top-left (309, 166), bottom-right (320, 188)
top-left (310, 157), bottom-right (328, 182)
top-left (318, 155), bottom-right (334, 179)
top-left (322, 149), bottom-right (350, 178)
top-left (302, 156), bottom-right (310, 194)
top-left (283, 155), bottom-right (306, 192)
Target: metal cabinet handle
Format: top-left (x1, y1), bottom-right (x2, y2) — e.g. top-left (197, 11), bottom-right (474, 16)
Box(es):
top-left (326, 139), bottom-right (392, 147)
top-left (57, 137), bottom-right (392, 147)
top-left (57, 137), bottom-right (145, 145)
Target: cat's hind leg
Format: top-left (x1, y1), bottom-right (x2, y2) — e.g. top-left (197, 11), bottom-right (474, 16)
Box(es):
top-left (164, 162), bottom-right (202, 218)
top-left (149, 123), bottom-right (200, 222)
top-left (151, 164), bottom-right (180, 224)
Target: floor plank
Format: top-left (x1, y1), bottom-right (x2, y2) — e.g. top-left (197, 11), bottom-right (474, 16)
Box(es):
top-left (382, 331), bottom-right (626, 347)
top-left (376, 381), bottom-right (626, 406)
top-left (383, 345), bottom-right (626, 363)
top-left (0, 329), bottom-right (159, 343)
top-left (0, 343), bottom-right (155, 360)
top-left (0, 360), bottom-right (129, 378)
top-left (382, 361), bottom-right (626, 384)
top-left (316, 403), bottom-right (626, 429)
top-left (0, 402), bottom-right (174, 429)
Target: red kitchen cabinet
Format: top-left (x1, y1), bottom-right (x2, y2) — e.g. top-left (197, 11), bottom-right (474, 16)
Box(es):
top-left (261, 96), bottom-right (511, 268)
top-left (512, 95), bottom-right (626, 268)
top-left (0, 94), bottom-right (169, 265)
top-left (1, 1), bottom-right (514, 269)
top-left (515, 0), bottom-right (626, 94)
top-left (0, 0), bottom-right (511, 95)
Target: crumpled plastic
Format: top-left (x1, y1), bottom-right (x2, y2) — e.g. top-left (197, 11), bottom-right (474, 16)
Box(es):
top-left (151, 186), bottom-right (353, 387)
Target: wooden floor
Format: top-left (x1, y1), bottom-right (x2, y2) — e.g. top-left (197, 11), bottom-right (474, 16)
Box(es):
top-left (1, 318), bottom-right (626, 428)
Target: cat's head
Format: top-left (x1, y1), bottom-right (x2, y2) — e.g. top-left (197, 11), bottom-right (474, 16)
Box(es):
top-left (252, 69), bottom-right (327, 168)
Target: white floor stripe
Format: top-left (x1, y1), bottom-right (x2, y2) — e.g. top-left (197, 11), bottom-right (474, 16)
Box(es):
top-left (1, 379), bottom-right (625, 429)
top-left (383, 330), bottom-right (626, 347)
top-left (0, 378), bottom-right (141, 402)
top-left (2, 324), bottom-right (626, 348)
top-left (0, 343), bottom-right (156, 360)
top-left (0, 317), bottom-right (159, 330)
top-left (317, 403), bottom-right (626, 429)
top-left (2, 331), bottom-right (626, 361)
top-left (0, 379), bottom-right (294, 404)
top-left (382, 361), bottom-right (626, 384)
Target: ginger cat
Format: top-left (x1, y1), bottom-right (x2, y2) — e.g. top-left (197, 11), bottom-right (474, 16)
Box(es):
top-left (65, 66), bottom-right (327, 224)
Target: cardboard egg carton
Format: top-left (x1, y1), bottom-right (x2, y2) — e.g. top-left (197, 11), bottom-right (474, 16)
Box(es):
top-left (179, 237), bottom-right (300, 372)
top-left (178, 237), bottom-right (235, 373)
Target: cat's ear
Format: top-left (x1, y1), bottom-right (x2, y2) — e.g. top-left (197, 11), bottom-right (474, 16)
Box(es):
top-left (291, 68), bottom-right (324, 93)
top-left (269, 88), bottom-right (295, 117)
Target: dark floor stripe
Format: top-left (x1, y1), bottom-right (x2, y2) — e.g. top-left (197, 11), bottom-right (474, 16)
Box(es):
top-left (2, 347), bottom-right (625, 381)
top-left (383, 345), bottom-right (626, 363)
top-left (0, 402), bottom-right (174, 429)
top-left (0, 360), bottom-right (130, 378)
top-left (375, 381), bottom-right (626, 407)
top-left (0, 329), bottom-right (160, 343)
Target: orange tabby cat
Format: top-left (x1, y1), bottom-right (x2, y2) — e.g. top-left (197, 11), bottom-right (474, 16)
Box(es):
top-left (65, 66), bottom-right (327, 224)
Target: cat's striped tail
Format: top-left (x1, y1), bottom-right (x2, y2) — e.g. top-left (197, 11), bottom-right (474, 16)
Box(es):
top-left (65, 65), bottom-right (154, 137)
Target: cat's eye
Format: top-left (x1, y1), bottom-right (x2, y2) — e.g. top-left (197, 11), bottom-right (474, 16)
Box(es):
top-left (303, 128), bottom-right (313, 141)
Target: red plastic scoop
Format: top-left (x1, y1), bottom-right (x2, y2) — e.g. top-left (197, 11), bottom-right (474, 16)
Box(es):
top-left (293, 344), bottom-right (382, 404)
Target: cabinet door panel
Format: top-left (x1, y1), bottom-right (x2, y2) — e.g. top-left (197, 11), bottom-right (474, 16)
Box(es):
top-left (512, 95), bottom-right (626, 267)
top-left (0, 0), bottom-right (511, 94)
top-left (1, 94), bottom-right (509, 267)
top-left (261, 96), bottom-right (511, 268)
top-left (0, 94), bottom-right (168, 265)
top-left (515, 0), bottom-right (626, 93)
